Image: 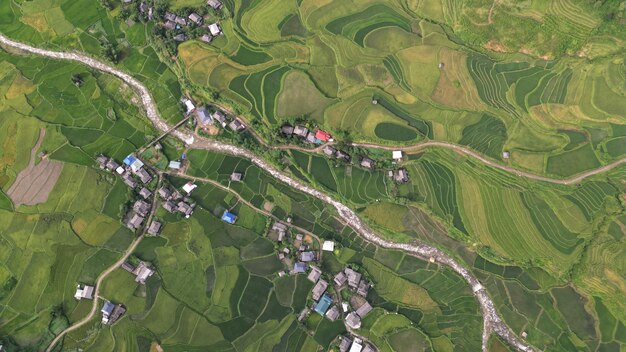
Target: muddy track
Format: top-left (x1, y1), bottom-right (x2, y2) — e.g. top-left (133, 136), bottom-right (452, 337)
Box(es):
top-left (0, 34), bottom-right (536, 351)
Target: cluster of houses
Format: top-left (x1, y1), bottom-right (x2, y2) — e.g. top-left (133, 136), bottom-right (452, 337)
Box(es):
top-left (121, 260), bottom-right (155, 284)
top-left (267, 221), bottom-right (329, 276)
top-left (281, 124), bottom-right (333, 145)
top-left (101, 301), bottom-right (126, 325)
top-left (183, 97), bottom-right (246, 133)
top-left (296, 264), bottom-right (374, 343)
top-left (158, 183), bottom-right (197, 218)
top-left (161, 1), bottom-right (224, 43)
top-left (338, 335), bottom-right (376, 352)
top-left (97, 154), bottom-right (153, 189)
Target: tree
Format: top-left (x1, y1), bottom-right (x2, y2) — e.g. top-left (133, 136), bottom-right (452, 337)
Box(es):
top-left (71, 74), bottom-right (83, 87)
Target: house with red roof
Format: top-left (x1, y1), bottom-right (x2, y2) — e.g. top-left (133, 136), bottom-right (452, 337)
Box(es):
top-left (315, 130), bottom-right (332, 143)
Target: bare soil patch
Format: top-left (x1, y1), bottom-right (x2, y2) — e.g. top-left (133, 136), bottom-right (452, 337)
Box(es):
top-left (7, 129), bottom-right (63, 206)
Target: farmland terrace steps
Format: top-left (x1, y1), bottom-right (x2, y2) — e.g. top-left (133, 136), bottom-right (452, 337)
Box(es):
top-left (0, 33), bottom-right (536, 352)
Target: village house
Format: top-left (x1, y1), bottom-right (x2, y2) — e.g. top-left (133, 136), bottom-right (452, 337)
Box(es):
top-left (301, 251), bottom-right (316, 262)
top-left (357, 280), bottom-right (370, 297)
top-left (228, 118), bottom-right (246, 132)
top-left (174, 16), bottom-right (187, 26)
top-left (147, 220), bottom-right (162, 236)
top-left (212, 110), bottom-right (227, 126)
top-left (162, 200), bottom-right (177, 213)
top-left (392, 150), bottom-right (403, 160)
top-left (158, 186), bottom-right (172, 199)
top-left (311, 279), bottom-right (328, 301)
top-left (195, 106), bottom-right (213, 126)
top-left (280, 125), bottom-right (294, 135)
top-left (139, 187), bottom-right (152, 199)
top-left (182, 182), bottom-right (197, 194)
top-left (323, 146), bottom-right (335, 156)
top-left (350, 338), bottom-right (364, 352)
top-left (315, 130), bottom-right (332, 143)
top-left (173, 34), bottom-right (187, 42)
top-left (74, 284), bottom-right (94, 300)
top-left (105, 158), bottom-right (120, 171)
top-left (164, 12), bottom-right (176, 22)
top-left (122, 173), bottom-right (137, 188)
top-left (503, 151), bottom-right (510, 159)
top-left (314, 293), bottom-right (333, 316)
top-left (345, 312), bottom-right (361, 329)
top-left (293, 262), bottom-right (307, 274)
top-left (345, 268), bottom-right (362, 289)
top-left (230, 172), bottom-right (243, 182)
top-left (282, 247), bottom-right (290, 255)
top-left (200, 34), bottom-right (213, 43)
top-left (133, 200), bottom-right (150, 217)
top-left (293, 125), bottom-right (309, 138)
top-left (297, 307), bottom-right (309, 322)
top-left (132, 261), bottom-right (155, 284)
top-left (272, 222), bottom-right (287, 241)
top-left (101, 301), bottom-right (126, 325)
top-left (207, 0), bottom-right (222, 10)
top-left (394, 168), bottom-right (409, 183)
top-left (355, 301), bottom-right (372, 318)
top-left (278, 253), bottom-right (285, 260)
top-left (222, 210), bottom-right (237, 224)
top-left (164, 20), bottom-right (176, 30)
top-left (325, 305), bottom-right (340, 321)
top-left (97, 155), bottom-right (108, 169)
top-left (182, 97), bottom-right (196, 114)
top-left (135, 168), bottom-right (152, 183)
top-left (322, 240), bottom-right (335, 252)
top-left (360, 156), bottom-right (375, 169)
top-left (168, 160), bottom-right (182, 170)
top-left (177, 201), bottom-right (195, 217)
top-left (208, 22), bottom-right (222, 36)
top-left (305, 131), bottom-right (317, 144)
top-left (295, 233), bottom-right (303, 241)
top-left (126, 213), bottom-right (145, 231)
top-left (188, 13), bottom-right (202, 25)
top-left (307, 266), bottom-right (321, 283)
top-left (339, 336), bottom-right (353, 352)
top-left (362, 344), bottom-right (375, 352)
top-left (334, 271), bottom-right (347, 287)
top-left (336, 150), bottom-right (351, 162)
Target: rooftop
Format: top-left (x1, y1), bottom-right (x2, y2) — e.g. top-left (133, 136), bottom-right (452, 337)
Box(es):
top-left (182, 182), bottom-right (197, 194)
top-left (222, 211), bottom-right (237, 224)
top-left (313, 293), bottom-right (333, 315)
top-left (322, 241), bottom-right (335, 251)
top-left (311, 279), bottom-right (328, 301)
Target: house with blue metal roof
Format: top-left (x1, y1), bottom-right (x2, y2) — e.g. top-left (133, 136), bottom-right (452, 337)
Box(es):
top-left (123, 154), bottom-right (145, 172)
top-left (314, 293), bottom-right (333, 316)
top-left (222, 211), bottom-right (237, 224)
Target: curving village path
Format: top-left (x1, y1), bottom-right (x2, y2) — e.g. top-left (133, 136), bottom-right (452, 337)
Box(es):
top-left (0, 33), bottom-right (602, 352)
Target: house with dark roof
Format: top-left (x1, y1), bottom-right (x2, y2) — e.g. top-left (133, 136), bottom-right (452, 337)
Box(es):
top-left (293, 125), bottom-right (308, 138)
top-left (195, 107), bottom-right (213, 126)
top-left (135, 168), bottom-right (152, 183)
top-left (307, 266), bottom-right (321, 283)
top-left (164, 20), bottom-right (176, 30)
top-left (105, 158), bottom-right (120, 171)
top-left (362, 344), bottom-right (375, 352)
top-left (164, 12), bottom-right (176, 22)
top-left (293, 262), bottom-right (306, 274)
top-left (139, 188), bottom-right (152, 199)
top-left (162, 201), bottom-right (177, 213)
top-left (207, 0), bottom-right (222, 10)
top-left (311, 279), bottom-right (328, 301)
top-left (345, 268), bottom-right (362, 289)
top-left (280, 125), bottom-right (294, 135)
top-left (174, 16), bottom-right (187, 26)
top-left (339, 336), bottom-right (353, 352)
top-left (173, 34), bottom-right (187, 42)
top-left (394, 168), bottom-right (409, 183)
top-left (345, 312), bottom-right (361, 329)
top-left (360, 156), bottom-right (375, 169)
top-left (301, 251), bottom-right (316, 262)
top-left (126, 213), bottom-right (145, 230)
top-left (355, 301), bottom-right (372, 318)
top-left (305, 131), bottom-right (317, 144)
top-left (357, 280), bottom-right (370, 297)
top-left (147, 221), bottom-right (162, 236)
top-left (97, 155), bottom-right (108, 169)
top-left (325, 305), bottom-right (340, 321)
top-left (158, 187), bottom-right (172, 199)
top-left (323, 146), bottom-right (335, 156)
top-left (188, 13), bottom-right (202, 25)
top-left (212, 110), bottom-right (227, 126)
top-left (334, 271), bottom-right (347, 287)
top-left (336, 150), bottom-right (351, 162)
top-left (228, 118), bottom-right (246, 132)
top-left (200, 34), bottom-right (213, 43)
top-left (122, 173), bottom-right (138, 188)
top-left (177, 201), bottom-right (195, 217)
top-left (133, 200), bottom-right (150, 217)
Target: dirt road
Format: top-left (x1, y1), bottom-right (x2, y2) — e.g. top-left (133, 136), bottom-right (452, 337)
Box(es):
top-left (0, 33), bottom-right (536, 351)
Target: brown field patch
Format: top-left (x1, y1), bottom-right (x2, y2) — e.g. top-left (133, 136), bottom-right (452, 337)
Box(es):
top-left (6, 74), bottom-right (36, 99)
top-left (7, 129), bottom-right (63, 207)
top-left (21, 13), bottom-right (50, 33)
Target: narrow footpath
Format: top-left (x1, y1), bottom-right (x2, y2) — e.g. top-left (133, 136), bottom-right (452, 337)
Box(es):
top-left (0, 34), bottom-right (538, 351)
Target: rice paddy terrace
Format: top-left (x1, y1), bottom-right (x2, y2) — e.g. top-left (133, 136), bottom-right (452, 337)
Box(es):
top-left (0, 0), bottom-right (625, 352)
